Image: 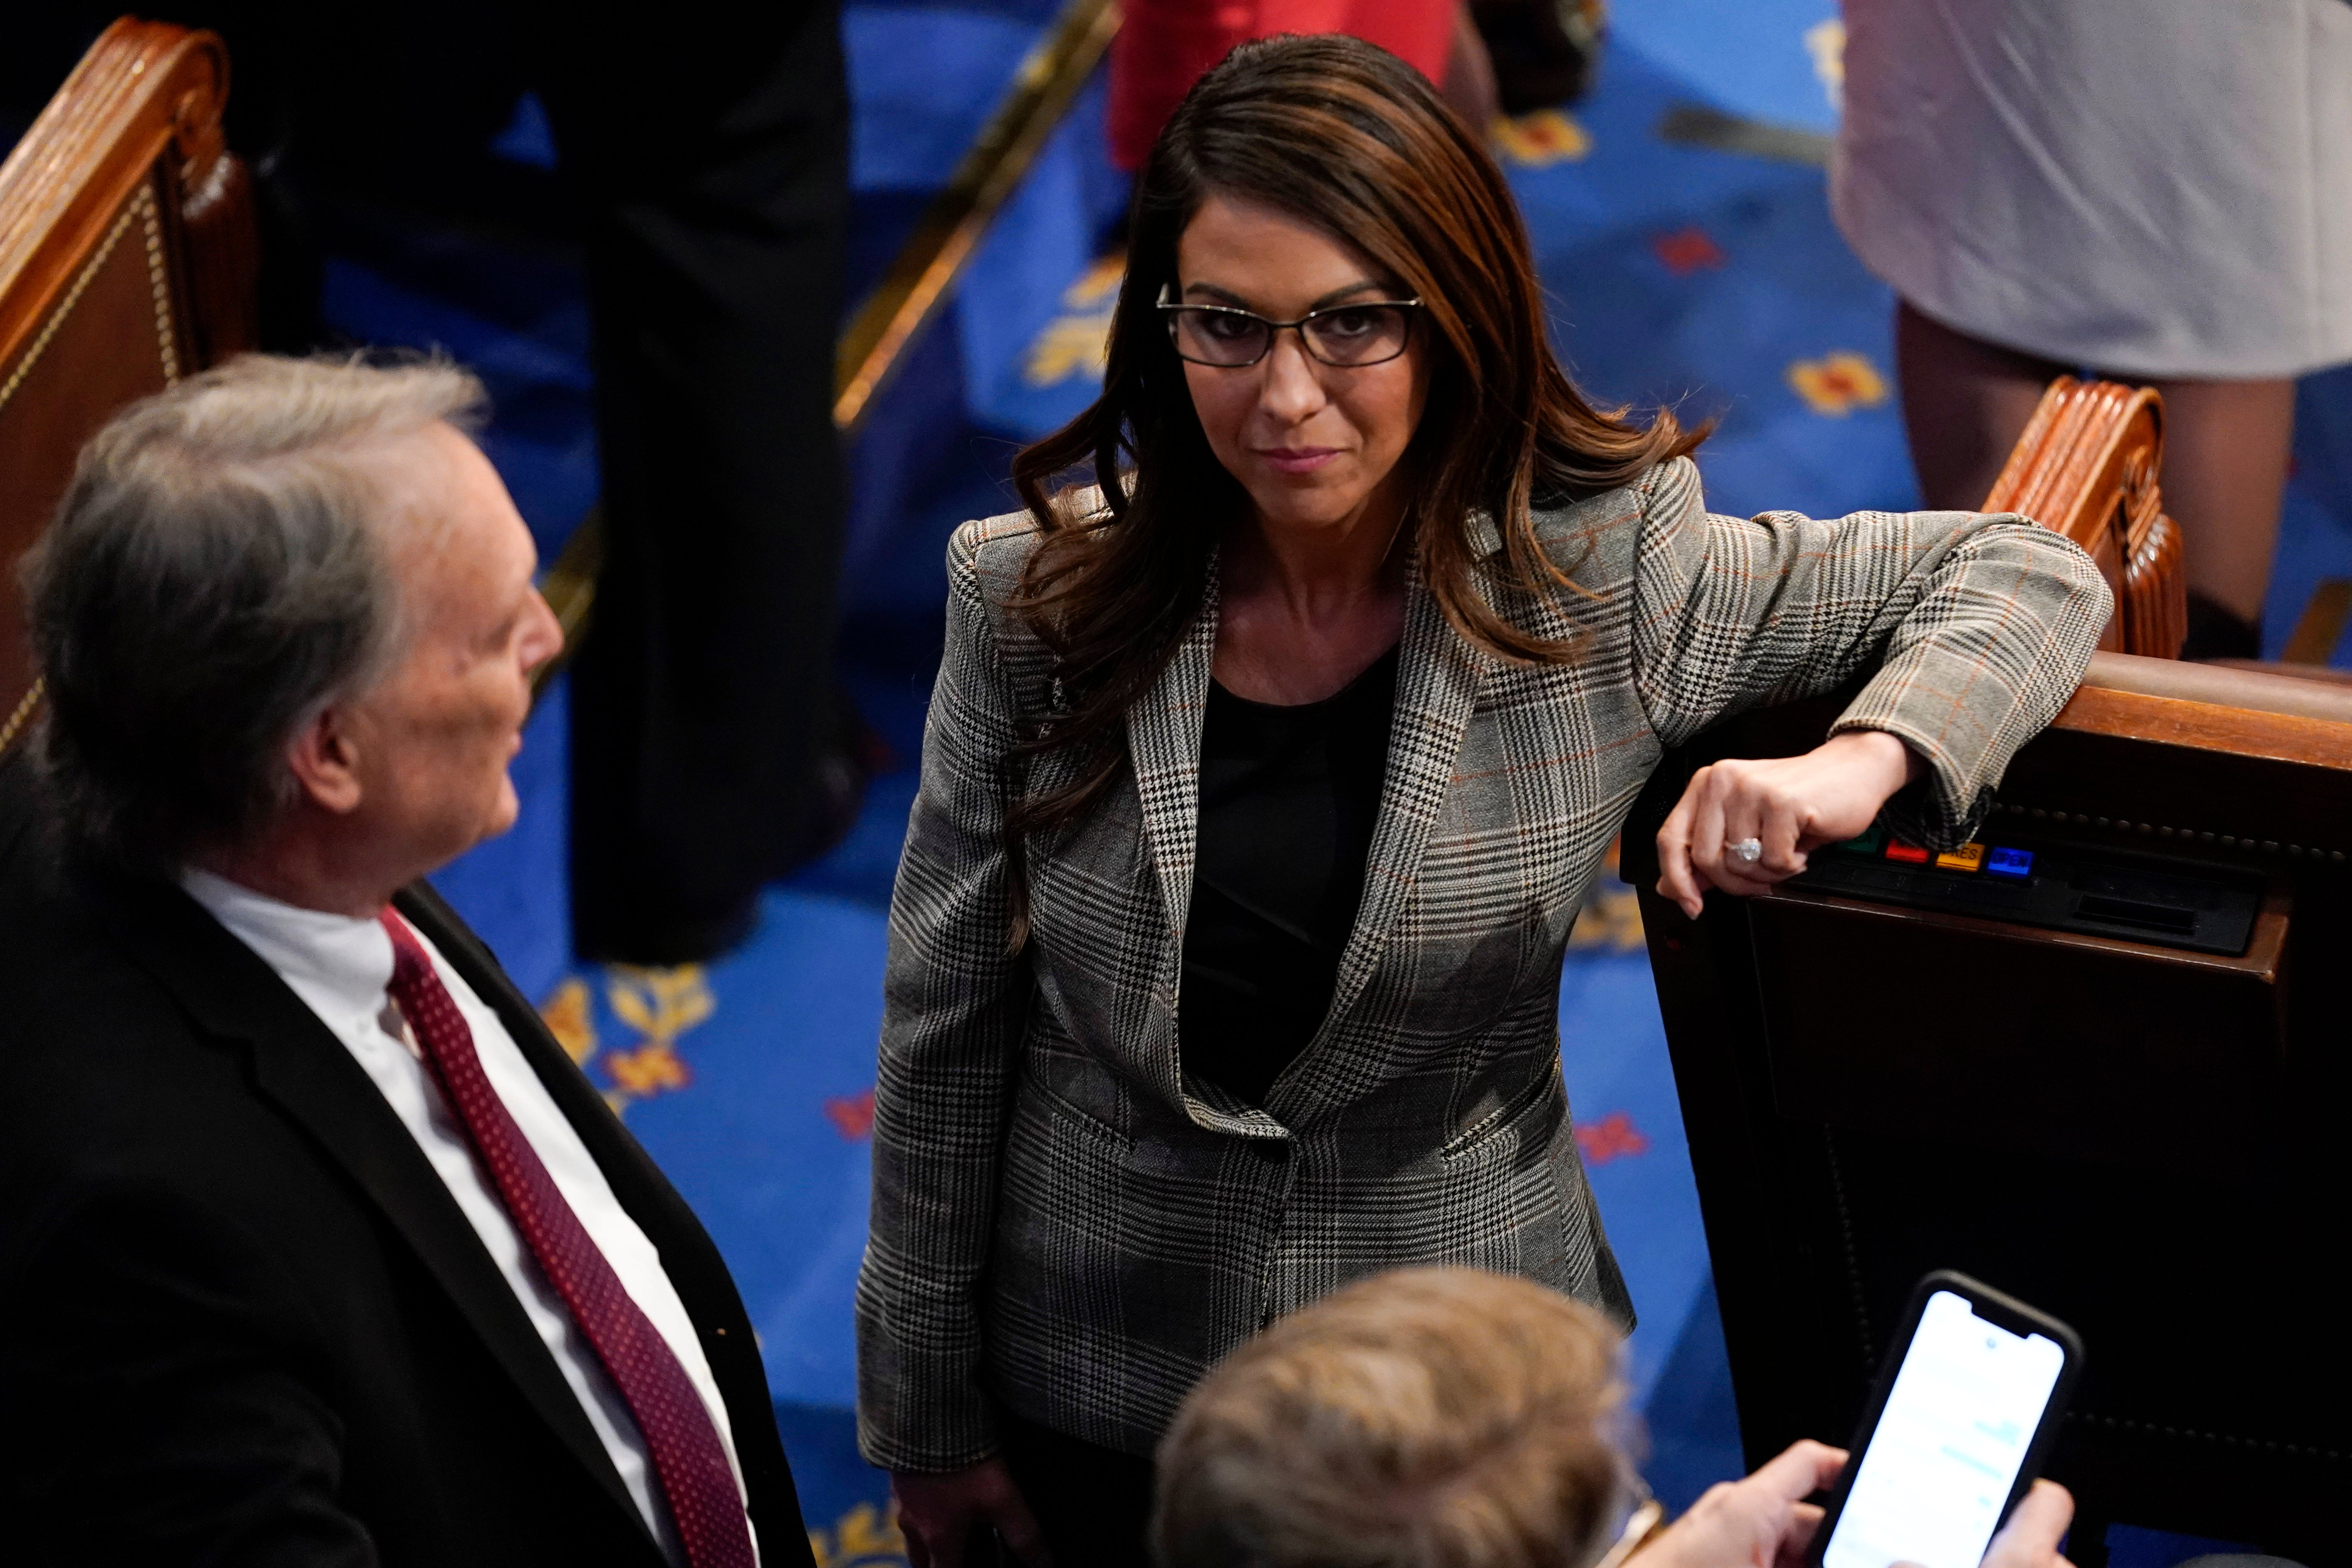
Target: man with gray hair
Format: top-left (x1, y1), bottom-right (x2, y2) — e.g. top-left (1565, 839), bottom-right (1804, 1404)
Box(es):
top-left (0, 355), bottom-right (818, 1568)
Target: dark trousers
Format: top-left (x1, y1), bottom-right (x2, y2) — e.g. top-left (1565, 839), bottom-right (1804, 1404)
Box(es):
top-left (539, 2), bottom-right (851, 963)
top-left (988, 1409), bottom-right (1157, 1565)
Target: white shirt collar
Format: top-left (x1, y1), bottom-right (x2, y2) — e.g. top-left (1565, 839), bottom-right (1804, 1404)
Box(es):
top-left (179, 867), bottom-right (398, 1023)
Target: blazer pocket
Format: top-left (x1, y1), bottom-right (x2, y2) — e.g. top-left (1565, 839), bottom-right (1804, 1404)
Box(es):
top-left (1020, 1076), bottom-right (1133, 1157)
top-left (1438, 1064), bottom-right (1566, 1162)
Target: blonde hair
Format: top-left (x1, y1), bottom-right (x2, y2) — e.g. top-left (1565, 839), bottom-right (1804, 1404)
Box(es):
top-left (1154, 1268), bottom-right (1631, 1568)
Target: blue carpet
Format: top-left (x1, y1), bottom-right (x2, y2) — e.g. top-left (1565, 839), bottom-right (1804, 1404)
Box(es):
top-left (283, 1), bottom-right (2352, 1559)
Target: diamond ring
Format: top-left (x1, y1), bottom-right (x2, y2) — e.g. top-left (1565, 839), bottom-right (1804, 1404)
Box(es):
top-left (1726, 837), bottom-right (1763, 865)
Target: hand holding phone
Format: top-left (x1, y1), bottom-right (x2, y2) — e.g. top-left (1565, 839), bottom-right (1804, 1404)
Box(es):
top-left (1807, 1272), bottom-right (2084, 1568)
top-left (1977, 1481), bottom-right (2076, 1568)
top-left (1629, 1439), bottom-right (1848, 1568)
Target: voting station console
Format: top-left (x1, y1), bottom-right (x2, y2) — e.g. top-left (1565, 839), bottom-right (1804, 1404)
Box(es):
top-left (1789, 826), bottom-right (2264, 957)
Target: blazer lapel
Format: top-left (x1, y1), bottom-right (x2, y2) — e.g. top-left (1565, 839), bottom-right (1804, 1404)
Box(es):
top-left (1130, 550), bottom-right (1493, 1119)
top-left (92, 874), bottom-right (660, 1554)
top-left (396, 884), bottom-right (816, 1567)
top-left (1125, 572), bottom-right (1221, 978)
top-left (1302, 554), bottom-right (1493, 1067)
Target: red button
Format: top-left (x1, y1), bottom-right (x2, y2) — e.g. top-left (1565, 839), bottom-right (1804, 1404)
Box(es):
top-left (1884, 840), bottom-right (1930, 864)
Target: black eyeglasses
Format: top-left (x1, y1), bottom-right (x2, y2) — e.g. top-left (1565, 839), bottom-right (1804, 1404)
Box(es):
top-left (1157, 285), bottom-right (1423, 367)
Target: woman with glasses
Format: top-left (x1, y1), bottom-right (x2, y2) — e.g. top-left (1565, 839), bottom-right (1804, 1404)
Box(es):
top-left (858, 34), bottom-right (2110, 1566)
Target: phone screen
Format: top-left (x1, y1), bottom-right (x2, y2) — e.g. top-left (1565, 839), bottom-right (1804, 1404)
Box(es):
top-left (1821, 1289), bottom-right (2068, 1568)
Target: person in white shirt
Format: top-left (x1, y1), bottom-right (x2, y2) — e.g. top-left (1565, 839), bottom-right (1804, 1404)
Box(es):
top-left (1834, 0), bottom-right (2352, 659)
top-left (0, 352), bottom-right (816, 1568)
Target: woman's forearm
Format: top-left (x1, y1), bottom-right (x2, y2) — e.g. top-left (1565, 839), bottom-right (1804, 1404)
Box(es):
top-left (1828, 516), bottom-right (2111, 845)
top-left (1632, 465), bottom-right (2110, 776)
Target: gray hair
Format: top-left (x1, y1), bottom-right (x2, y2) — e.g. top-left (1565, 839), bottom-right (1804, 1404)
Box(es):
top-left (25, 352), bottom-right (488, 873)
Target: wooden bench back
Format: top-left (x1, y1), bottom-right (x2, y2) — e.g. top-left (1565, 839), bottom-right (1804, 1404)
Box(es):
top-left (0, 17), bottom-right (255, 748)
top-left (1984, 376), bottom-right (2187, 659)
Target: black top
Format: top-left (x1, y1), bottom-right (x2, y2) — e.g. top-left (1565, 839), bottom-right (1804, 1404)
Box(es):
top-left (1180, 644), bottom-right (1400, 1105)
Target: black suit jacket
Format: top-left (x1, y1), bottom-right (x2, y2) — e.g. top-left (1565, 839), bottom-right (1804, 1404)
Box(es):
top-left (0, 796), bottom-right (818, 1566)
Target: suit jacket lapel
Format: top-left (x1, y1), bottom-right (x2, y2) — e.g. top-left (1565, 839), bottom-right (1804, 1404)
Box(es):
top-left (1125, 572), bottom-right (1220, 993)
top-left (1296, 555), bottom-right (1493, 1081)
top-left (92, 873), bottom-right (660, 1554)
top-left (396, 883), bottom-right (817, 1568)
top-left (1129, 545), bottom-right (1493, 1119)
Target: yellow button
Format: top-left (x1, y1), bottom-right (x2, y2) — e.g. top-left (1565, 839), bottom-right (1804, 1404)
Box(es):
top-left (1934, 842), bottom-right (1988, 872)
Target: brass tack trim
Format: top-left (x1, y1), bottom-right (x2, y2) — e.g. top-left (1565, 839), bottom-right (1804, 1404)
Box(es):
top-left (0, 187), bottom-right (147, 416)
top-left (138, 183), bottom-right (178, 384)
top-left (0, 676), bottom-right (43, 756)
top-left (1990, 800), bottom-right (2346, 865)
top-left (0, 185), bottom-right (181, 755)
top-left (2065, 1409), bottom-right (2352, 1467)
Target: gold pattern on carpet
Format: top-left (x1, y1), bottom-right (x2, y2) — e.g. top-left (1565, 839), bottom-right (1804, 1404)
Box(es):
top-left (538, 965), bottom-right (717, 1114)
top-left (808, 1499), bottom-right (910, 1568)
top-left (1021, 252), bottom-right (1123, 388)
top-left (1787, 350), bottom-right (1889, 416)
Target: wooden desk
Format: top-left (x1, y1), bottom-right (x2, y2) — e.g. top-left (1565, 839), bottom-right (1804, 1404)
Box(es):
top-left (1627, 655), bottom-right (2352, 1559)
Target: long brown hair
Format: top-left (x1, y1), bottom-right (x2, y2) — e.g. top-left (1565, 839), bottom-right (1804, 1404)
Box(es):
top-left (1004, 33), bottom-right (1701, 906)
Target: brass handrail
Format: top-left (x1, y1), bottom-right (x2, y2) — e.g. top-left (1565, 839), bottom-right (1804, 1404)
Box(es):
top-left (1655, 103), bottom-right (1831, 167)
top-left (533, 509), bottom-right (602, 697)
top-left (834, 0), bottom-right (1123, 434)
top-left (528, 0), bottom-right (1122, 704)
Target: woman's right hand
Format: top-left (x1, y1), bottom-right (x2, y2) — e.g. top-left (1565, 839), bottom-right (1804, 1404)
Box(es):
top-left (892, 1459), bottom-right (1053, 1568)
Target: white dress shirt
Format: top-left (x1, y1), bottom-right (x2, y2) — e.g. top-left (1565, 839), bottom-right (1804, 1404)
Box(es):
top-left (182, 870), bottom-right (757, 1567)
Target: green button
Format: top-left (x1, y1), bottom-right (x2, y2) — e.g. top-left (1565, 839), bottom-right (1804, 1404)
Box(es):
top-left (1835, 826), bottom-right (1886, 857)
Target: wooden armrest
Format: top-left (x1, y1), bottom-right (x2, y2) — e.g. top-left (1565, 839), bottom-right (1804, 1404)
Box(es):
top-left (2055, 651), bottom-right (2352, 770)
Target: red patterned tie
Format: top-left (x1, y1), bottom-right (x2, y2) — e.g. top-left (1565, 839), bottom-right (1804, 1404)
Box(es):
top-left (379, 909), bottom-right (756, 1568)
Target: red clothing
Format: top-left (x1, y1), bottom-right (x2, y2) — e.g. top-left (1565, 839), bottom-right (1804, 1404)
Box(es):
top-left (1107, 0), bottom-right (1455, 170)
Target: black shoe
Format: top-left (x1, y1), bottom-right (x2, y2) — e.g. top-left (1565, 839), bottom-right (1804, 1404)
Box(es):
top-left (776, 689), bottom-right (893, 875)
top-left (573, 890), bottom-right (761, 969)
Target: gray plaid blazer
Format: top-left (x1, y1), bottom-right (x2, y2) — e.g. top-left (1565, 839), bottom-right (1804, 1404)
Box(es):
top-left (856, 457), bottom-right (2109, 1470)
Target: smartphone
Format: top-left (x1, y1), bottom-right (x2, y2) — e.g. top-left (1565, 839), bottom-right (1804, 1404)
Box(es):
top-left (1807, 1271), bottom-right (2084, 1568)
